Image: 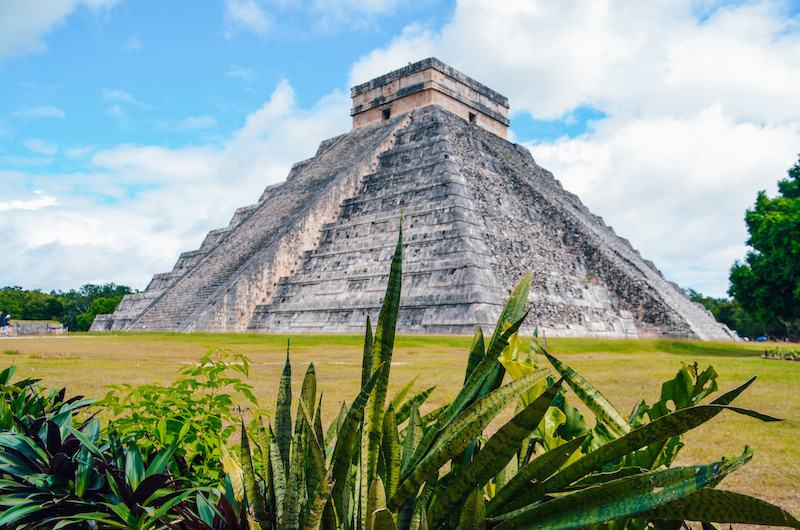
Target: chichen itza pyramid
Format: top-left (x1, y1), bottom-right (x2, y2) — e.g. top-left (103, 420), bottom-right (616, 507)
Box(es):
top-left (93, 58), bottom-right (735, 340)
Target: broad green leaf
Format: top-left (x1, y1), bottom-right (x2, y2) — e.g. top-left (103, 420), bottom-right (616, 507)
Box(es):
top-left (637, 488), bottom-right (800, 528)
top-left (543, 349), bottom-right (631, 439)
top-left (389, 368), bottom-right (549, 512)
top-left (493, 449), bottom-right (753, 529)
top-left (428, 379), bottom-right (563, 528)
top-left (276, 347), bottom-right (293, 474)
top-left (368, 475), bottom-right (388, 529)
top-left (456, 489), bottom-right (486, 530)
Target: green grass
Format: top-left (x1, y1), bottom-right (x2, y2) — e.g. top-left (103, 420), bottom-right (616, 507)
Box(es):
top-left (2, 332), bottom-right (797, 517)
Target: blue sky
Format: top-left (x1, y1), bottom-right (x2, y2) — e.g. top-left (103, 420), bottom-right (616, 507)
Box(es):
top-left (2, 0), bottom-right (800, 298)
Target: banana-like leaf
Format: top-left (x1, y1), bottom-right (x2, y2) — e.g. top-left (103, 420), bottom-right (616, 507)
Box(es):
top-left (389, 368), bottom-right (549, 512)
top-left (498, 397), bottom-right (780, 514)
top-left (240, 421), bottom-right (269, 526)
top-left (382, 405), bottom-right (401, 500)
top-left (366, 219), bottom-right (403, 486)
top-left (637, 488), bottom-right (800, 528)
top-left (406, 312), bottom-right (530, 473)
top-left (428, 379), bottom-right (564, 528)
top-left (463, 327), bottom-right (485, 384)
top-left (493, 448), bottom-right (753, 529)
top-left (276, 347), bottom-right (293, 474)
top-left (543, 349), bottom-right (631, 439)
top-left (330, 363), bottom-right (384, 517)
top-left (457, 489), bottom-right (486, 530)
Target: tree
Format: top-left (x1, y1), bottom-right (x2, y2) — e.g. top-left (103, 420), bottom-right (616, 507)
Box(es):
top-left (729, 155), bottom-right (800, 340)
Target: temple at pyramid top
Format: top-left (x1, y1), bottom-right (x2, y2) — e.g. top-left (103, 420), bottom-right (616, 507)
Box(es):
top-left (350, 58), bottom-right (510, 138)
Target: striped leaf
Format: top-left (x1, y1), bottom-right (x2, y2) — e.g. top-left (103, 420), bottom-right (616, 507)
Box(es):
top-left (276, 347), bottom-right (293, 474)
top-left (390, 375), bottom-right (420, 412)
top-left (330, 363), bottom-right (384, 519)
top-left (268, 424), bottom-right (287, 521)
top-left (361, 316), bottom-right (374, 389)
top-left (456, 489), bottom-right (486, 530)
top-left (497, 399), bottom-right (780, 514)
top-left (389, 368), bottom-right (549, 512)
top-left (406, 312), bottom-right (530, 473)
top-left (382, 405), bottom-right (401, 500)
top-left (493, 449), bottom-right (753, 529)
top-left (240, 421), bottom-right (269, 527)
top-left (372, 507), bottom-right (398, 530)
top-left (486, 434), bottom-right (589, 516)
top-left (401, 402), bottom-right (423, 473)
top-left (303, 466), bottom-right (334, 530)
top-left (543, 349), bottom-right (631, 439)
top-left (395, 387), bottom-right (436, 426)
top-left (366, 219), bottom-right (403, 487)
top-left (463, 327), bottom-right (485, 384)
top-left (428, 379), bottom-right (564, 528)
top-left (637, 488), bottom-right (800, 528)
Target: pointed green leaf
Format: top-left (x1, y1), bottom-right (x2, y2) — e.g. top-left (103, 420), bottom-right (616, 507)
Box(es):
top-left (464, 327), bottom-right (486, 384)
top-left (637, 488), bottom-right (800, 528)
top-left (390, 375), bottom-right (420, 412)
top-left (389, 367), bottom-right (549, 512)
top-left (277, 347), bottom-right (293, 474)
top-left (241, 421), bottom-right (269, 525)
top-left (457, 489), bottom-right (486, 530)
top-left (486, 434), bottom-right (589, 516)
top-left (493, 449), bottom-right (753, 529)
top-left (303, 467), bottom-right (335, 530)
top-left (382, 405), bottom-right (401, 500)
top-left (268, 424), bottom-right (287, 521)
top-left (395, 387), bottom-right (436, 426)
top-left (543, 350), bottom-right (631, 439)
top-left (373, 507), bottom-right (398, 530)
top-left (428, 379), bottom-right (563, 528)
top-left (367, 220), bottom-right (403, 486)
top-left (361, 315), bottom-right (374, 389)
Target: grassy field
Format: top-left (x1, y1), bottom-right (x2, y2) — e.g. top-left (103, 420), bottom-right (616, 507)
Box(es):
top-left (1, 332), bottom-right (798, 517)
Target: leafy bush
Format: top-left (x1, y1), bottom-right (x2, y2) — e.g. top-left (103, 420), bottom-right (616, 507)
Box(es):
top-left (100, 347), bottom-right (265, 485)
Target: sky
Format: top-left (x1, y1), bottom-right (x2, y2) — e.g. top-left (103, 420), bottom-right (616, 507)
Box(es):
top-left (1, 0), bottom-right (799, 299)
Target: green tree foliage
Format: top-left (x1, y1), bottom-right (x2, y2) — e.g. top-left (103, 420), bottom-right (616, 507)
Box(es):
top-left (0, 283), bottom-right (133, 331)
top-left (730, 155), bottom-right (800, 340)
top-left (684, 288), bottom-right (772, 339)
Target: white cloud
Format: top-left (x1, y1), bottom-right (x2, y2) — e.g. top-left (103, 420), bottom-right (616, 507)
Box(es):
top-left (226, 65), bottom-right (255, 81)
top-left (126, 37), bottom-right (141, 51)
top-left (24, 138), bottom-right (58, 155)
top-left (348, 0), bottom-right (800, 297)
top-left (0, 190), bottom-right (57, 212)
top-left (12, 105), bottom-right (66, 119)
top-left (0, 81), bottom-right (351, 291)
top-left (0, 0), bottom-right (120, 62)
top-left (224, 0), bottom-right (272, 37)
top-left (102, 89), bottom-right (152, 109)
top-left (153, 115), bottom-right (218, 133)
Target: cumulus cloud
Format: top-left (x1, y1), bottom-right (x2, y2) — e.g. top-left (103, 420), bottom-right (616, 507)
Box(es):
top-left (24, 138), bottom-right (59, 155)
top-left (348, 0), bottom-right (800, 296)
top-left (153, 115), bottom-right (218, 133)
top-left (0, 0), bottom-right (120, 62)
top-left (0, 81), bottom-right (351, 291)
top-left (224, 0), bottom-right (272, 37)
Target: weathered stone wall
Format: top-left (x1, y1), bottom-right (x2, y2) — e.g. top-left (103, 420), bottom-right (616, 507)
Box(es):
top-left (9, 321), bottom-right (66, 336)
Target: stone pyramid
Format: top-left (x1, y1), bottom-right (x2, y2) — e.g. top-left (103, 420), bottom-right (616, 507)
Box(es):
top-left (93, 58), bottom-right (735, 340)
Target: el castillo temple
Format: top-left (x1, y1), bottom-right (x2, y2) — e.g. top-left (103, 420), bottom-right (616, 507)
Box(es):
top-left (93, 58), bottom-right (736, 340)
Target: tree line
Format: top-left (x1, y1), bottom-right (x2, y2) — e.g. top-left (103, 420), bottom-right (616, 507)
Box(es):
top-left (0, 284), bottom-right (133, 332)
